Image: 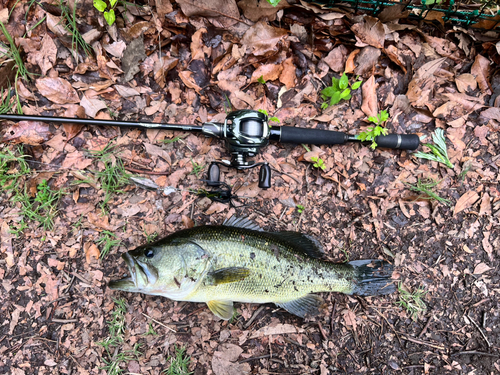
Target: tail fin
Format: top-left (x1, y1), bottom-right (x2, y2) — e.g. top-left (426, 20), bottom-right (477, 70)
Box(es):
top-left (348, 260), bottom-right (396, 296)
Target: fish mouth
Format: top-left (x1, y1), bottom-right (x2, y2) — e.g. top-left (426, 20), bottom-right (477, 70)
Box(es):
top-left (109, 252), bottom-right (157, 291)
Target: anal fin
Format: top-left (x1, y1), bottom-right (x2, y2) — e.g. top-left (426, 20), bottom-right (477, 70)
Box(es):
top-left (207, 300), bottom-right (234, 320)
top-left (275, 294), bottom-right (325, 318)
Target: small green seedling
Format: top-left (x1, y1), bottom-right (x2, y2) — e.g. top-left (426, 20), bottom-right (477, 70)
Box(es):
top-left (396, 283), bottom-right (427, 321)
top-left (320, 72), bottom-right (362, 109)
top-left (97, 230), bottom-right (121, 258)
top-left (164, 346), bottom-right (193, 375)
top-left (144, 322), bottom-right (158, 336)
top-left (258, 109), bottom-right (280, 125)
top-left (310, 156), bottom-right (326, 171)
top-left (257, 75), bottom-right (266, 85)
top-left (302, 144), bottom-right (326, 172)
top-left (93, 0), bottom-right (119, 26)
top-left (358, 110), bottom-right (389, 149)
top-left (190, 158), bottom-right (204, 178)
top-left (414, 128), bottom-right (454, 169)
top-left (296, 204), bottom-right (305, 213)
top-left (163, 136), bottom-right (182, 144)
top-left (404, 178), bottom-right (451, 206)
top-left (265, 0), bottom-right (281, 6)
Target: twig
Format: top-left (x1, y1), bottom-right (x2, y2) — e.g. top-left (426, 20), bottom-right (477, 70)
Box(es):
top-left (239, 354), bottom-right (271, 363)
top-left (51, 318), bottom-right (79, 323)
top-left (244, 305), bottom-right (266, 329)
top-left (141, 312), bottom-right (176, 333)
top-left (418, 314), bottom-right (433, 338)
top-left (317, 321), bottom-right (328, 341)
top-left (450, 351), bottom-right (499, 358)
top-left (467, 313), bottom-right (491, 348)
top-left (373, 308), bottom-right (404, 350)
top-left (269, 166), bottom-right (301, 185)
top-left (124, 166), bottom-right (170, 175)
top-left (330, 300), bottom-right (336, 335)
top-left (397, 332), bottom-right (446, 350)
top-left (283, 337), bottom-right (306, 348)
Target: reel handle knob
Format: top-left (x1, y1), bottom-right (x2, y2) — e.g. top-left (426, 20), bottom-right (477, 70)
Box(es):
top-left (206, 162), bottom-right (221, 186)
top-left (258, 163), bottom-right (271, 189)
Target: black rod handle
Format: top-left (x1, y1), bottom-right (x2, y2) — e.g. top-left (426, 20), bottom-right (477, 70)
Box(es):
top-left (279, 126), bottom-right (347, 145)
top-left (374, 134), bottom-right (420, 150)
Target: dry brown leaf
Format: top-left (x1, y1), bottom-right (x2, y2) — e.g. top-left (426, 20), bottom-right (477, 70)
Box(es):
top-left (35, 77), bottom-right (79, 104)
top-left (103, 40), bottom-right (127, 58)
top-left (1, 220), bottom-right (14, 268)
top-left (453, 190), bottom-right (479, 216)
top-left (88, 212), bottom-right (115, 231)
top-left (361, 75), bottom-right (377, 117)
top-left (479, 193), bottom-right (492, 216)
top-left (212, 343), bottom-right (251, 375)
top-left (205, 202), bottom-right (227, 214)
top-left (471, 54), bottom-right (492, 95)
top-left (176, 0), bottom-right (240, 26)
top-left (2, 121), bottom-right (51, 145)
top-left (238, 0), bottom-right (288, 22)
top-left (179, 71), bottom-right (202, 92)
top-left (279, 57), bottom-right (297, 90)
top-left (236, 181), bottom-right (261, 198)
top-left (323, 45), bottom-right (348, 73)
top-left (482, 232), bottom-right (493, 258)
top-left (80, 94), bottom-right (107, 118)
top-left (27, 34), bottom-right (57, 76)
top-left (61, 151), bottom-right (93, 170)
top-left (480, 107), bottom-right (500, 121)
top-left (182, 215), bottom-right (195, 229)
top-left (250, 63), bottom-right (283, 83)
top-left (156, 0), bottom-right (173, 18)
top-left (351, 16), bottom-right (385, 49)
top-left (344, 49), bottom-right (360, 73)
top-left (84, 242), bottom-right (100, 264)
top-left (62, 105), bottom-right (86, 140)
top-left (447, 126), bottom-right (466, 151)
top-left (46, 13), bottom-right (71, 37)
top-left (249, 324), bottom-right (302, 338)
top-left (474, 125), bottom-right (489, 146)
top-left (241, 21), bottom-right (288, 56)
top-left (114, 85), bottom-right (140, 98)
top-left (191, 28), bottom-right (207, 60)
top-left (455, 73), bottom-right (477, 93)
top-left (354, 46), bottom-right (381, 76)
top-left (473, 262), bottom-right (492, 275)
top-left (342, 309), bottom-right (357, 331)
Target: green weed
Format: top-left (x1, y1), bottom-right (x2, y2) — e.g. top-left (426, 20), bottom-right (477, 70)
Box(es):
top-left (296, 204), bottom-right (305, 213)
top-left (320, 72), bottom-right (362, 109)
top-left (257, 75), bottom-right (266, 84)
top-left (144, 322), bottom-right (158, 336)
top-left (87, 143), bottom-right (131, 211)
top-left (98, 298), bottom-right (141, 375)
top-left (145, 230), bottom-right (158, 243)
top-left (302, 144), bottom-right (326, 171)
top-left (0, 146), bottom-right (30, 190)
top-left (13, 179), bottom-right (63, 231)
top-left (97, 230), bottom-right (121, 258)
top-left (265, 0), bottom-right (281, 6)
top-left (405, 178), bottom-right (451, 206)
top-left (396, 283), bottom-right (427, 321)
top-left (59, 0), bottom-right (92, 57)
top-left (164, 346), bottom-right (193, 375)
top-left (0, 22), bottom-right (30, 81)
top-left (162, 136), bottom-right (182, 144)
top-left (414, 128), bottom-right (454, 169)
top-left (358, 110), bottom-right (389, 149)
top-left (258, 109), bottom-right (280, 125)
top-left (189, 158), bottom-right (204, 178)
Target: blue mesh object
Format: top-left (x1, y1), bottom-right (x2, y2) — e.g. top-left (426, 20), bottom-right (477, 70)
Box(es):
top-left (303, 0), bottom-right (500, 27)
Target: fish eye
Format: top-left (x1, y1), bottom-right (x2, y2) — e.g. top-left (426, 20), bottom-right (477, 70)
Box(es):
top-left (144, 248), bottom-right (155, 258)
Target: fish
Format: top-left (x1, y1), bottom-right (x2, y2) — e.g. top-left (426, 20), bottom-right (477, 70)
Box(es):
top-left (109, 217), bottom-right (396, 320)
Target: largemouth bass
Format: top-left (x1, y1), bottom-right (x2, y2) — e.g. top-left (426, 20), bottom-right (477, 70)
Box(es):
top-left (109, 217), bottom-right (395, 320)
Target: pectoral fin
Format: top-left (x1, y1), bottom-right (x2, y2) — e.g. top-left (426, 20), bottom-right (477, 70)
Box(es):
top-left (275, 294), bottom-right (325, 318)
top-left (206, 267), bottom-right (250, 285)
top-left (207, 300), bottom-right (234, 320)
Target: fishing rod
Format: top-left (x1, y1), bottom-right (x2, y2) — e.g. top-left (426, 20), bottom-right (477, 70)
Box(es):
top-left (0, 110), bottom-right (420, 189)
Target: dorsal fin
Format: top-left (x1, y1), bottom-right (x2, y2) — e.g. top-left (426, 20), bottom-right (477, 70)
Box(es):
top-left (223, 216), bottom-right (262, 231)
top-left (271, 232), bottom-right (325, 259)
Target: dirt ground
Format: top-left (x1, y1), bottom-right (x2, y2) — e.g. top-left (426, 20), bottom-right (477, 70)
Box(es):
top-left (1, 0), bottom-right (499, 374)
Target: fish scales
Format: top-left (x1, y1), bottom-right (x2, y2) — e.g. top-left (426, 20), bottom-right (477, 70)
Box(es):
top-left (109, 218), bottom-right (396, 320)
top-left (182, 226), bottom-right (355, 303)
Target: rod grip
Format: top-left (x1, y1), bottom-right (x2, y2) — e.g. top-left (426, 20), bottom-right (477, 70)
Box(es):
top-left (279, 126), bottom-right (346, 145)
top-left (374, 134), bottom-right (420, 150)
